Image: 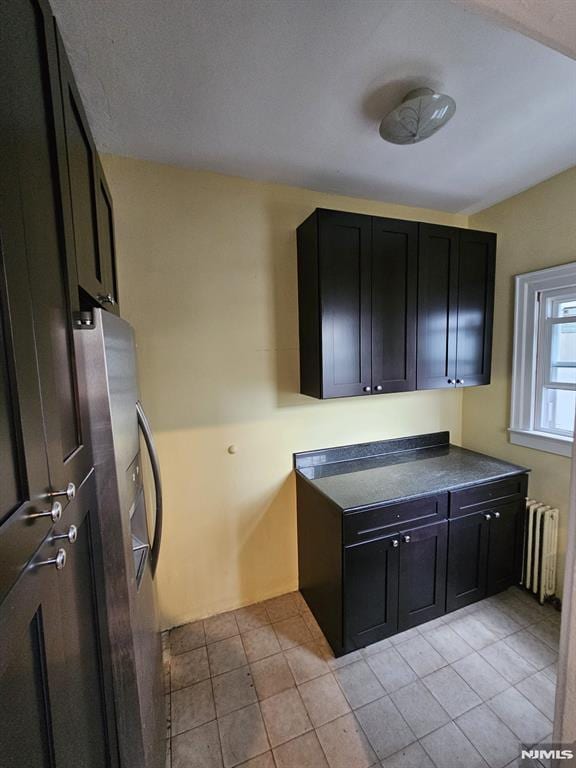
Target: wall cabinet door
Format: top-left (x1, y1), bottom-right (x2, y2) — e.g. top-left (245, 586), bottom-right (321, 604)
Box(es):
top-left (57, 30), bottom-right (106, 307)
top-left (398, 521), bottom-right (447, 631)
top-left (95, 156), bottom-right (120, 313)
top-left (446, 513), bottom-right (490, 612)
top-left (417, 224), bottom-right (459, 389)
top-left (455, 230), bottom-right (495, 387)
top-left (371, 218), bottom-right (417, 393)
top-left (486, 500), bottom-right (524, 595)
top-left (319, 210), bottom-right (372, 398)
top-left (344, 534), bottom-right (399, 649)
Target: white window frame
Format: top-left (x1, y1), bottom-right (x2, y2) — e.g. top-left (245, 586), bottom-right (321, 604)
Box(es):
top-left (510, 262), bottom-right (576, 458)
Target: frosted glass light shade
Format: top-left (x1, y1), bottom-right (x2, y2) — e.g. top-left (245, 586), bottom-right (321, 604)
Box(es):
top-left (379, 88), bottom-right (456, 145)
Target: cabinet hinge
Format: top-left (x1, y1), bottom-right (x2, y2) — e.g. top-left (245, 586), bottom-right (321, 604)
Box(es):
top-left (74, 310), bottom-right (95, 329)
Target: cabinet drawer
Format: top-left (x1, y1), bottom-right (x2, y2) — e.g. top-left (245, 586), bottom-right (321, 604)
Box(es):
top-left (450, 475), bottom-right (527, 519)
top-left (344, 494), bottom-right (447, 546)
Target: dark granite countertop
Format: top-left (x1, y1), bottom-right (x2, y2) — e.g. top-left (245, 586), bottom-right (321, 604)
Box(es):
top-left (294, 432), bottom-right (528, 512)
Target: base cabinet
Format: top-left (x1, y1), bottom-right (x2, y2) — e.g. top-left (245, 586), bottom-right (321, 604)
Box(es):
top-left (298, 472), bottom-right (529, 656)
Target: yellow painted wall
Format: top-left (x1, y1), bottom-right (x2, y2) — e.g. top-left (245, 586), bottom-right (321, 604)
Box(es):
top-left (102, 154), bottom-right (466, 630)
top-left (463, 166), bottom-right (576, 597)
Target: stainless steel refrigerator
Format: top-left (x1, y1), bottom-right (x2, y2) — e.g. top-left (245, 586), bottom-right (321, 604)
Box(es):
top-left (77, 309), bottom-right (165, 768)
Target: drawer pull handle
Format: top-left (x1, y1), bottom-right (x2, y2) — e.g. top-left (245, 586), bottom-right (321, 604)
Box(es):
top-left (493, 511), bottom-right (500, 519)
top-left (484, 513), bottom-right (492, 521)
top-left (402, 534), bottom-right (411, 544)
top-left (363, 386), bottom-right (371, 393)
top-left (391, 539), bottom-right (400, 548)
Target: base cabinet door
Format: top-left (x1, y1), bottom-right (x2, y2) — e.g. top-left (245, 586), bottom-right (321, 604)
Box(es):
top-left (344, 534), bottom-right (399, 649)
top-left (447, 513), bottom-right (490, 612)
top-left (487, 500), bottom-right (524, 595)
top-left (398, 521), bottom-right (448, 631)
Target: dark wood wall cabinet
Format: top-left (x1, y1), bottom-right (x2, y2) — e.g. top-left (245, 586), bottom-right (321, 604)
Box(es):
top-left (297, 209), bottom-right (495, 399)
top-left (1, 1), bottom-right (120, 764)
top-left (56, 26), bottom-right (119, 313)
top-left (295, 433), bottom-right (528, 656)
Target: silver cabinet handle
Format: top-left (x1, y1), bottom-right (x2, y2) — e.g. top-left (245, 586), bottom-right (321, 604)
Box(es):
top-left (374, 385), bottom-right (383, 392)
top-left (484, 513), bottom-right (492, 521)
top-left (402, 534), bottom-right (411, 543)
top-left (447, 379), bottom-right (454, 384)
top-left (50, 482), bottom-right (76, 501)
top-left (29, 501), bottom-right (62, 522)
top-left (456, 379), bottom-right (465, 385)
top-left (98, 293), bottom-right (116, 306)
top-left (363, 386), bottom-right (372, 393)
top-left (36, 548), bottom-right (67, 571)
top-left (53, 525), bottom-right (78, 544)
top-left (493, 511), bottom-right (500, 519)
top-left (391, 539), bottom-right (400, 548)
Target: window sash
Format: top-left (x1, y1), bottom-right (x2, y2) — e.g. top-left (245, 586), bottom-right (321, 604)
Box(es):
top-left (510, 262), bottom-right (576, 457)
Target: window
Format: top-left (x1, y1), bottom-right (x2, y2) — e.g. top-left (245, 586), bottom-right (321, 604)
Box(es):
top-left (510, 262), bottom-right (576, 457)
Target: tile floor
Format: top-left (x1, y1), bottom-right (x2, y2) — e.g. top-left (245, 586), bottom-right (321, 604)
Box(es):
top-left (163, 587), bottom-right (561, 768)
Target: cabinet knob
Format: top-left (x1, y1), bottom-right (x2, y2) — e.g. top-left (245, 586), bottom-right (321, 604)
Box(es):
top-left (447, 379), bottom-right (454, 385)
top-left (363, 386), bottom-right (372, 393)
top-left (53, 525), bottom-right (78, 544)
top-left (50, 482), bottom-right (76, 501)
top-left (456, 379), bottom-right (464, 385)
top-left (493, 511), bottom-right (500, 519)
top-left (374, 385), bottom-right (383, 392)
top-left (391, 539), bottom-right (400, 548)
top-left (484, 513), bottom-right (492, 521)
top-left (29, 501), bottom-right (62, 523)
top-left (98, 293), bottom-right (116, 306)
top-left (36, 548), bottom-right (67, 571)
top-left (402, 534), bottom-right (411, 544)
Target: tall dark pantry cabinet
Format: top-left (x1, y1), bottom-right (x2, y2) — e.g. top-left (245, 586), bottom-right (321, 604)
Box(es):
top-left (1, 1), bottom-right (120, 766)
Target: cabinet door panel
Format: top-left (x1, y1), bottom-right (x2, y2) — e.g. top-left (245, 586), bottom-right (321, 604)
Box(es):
top-left (344, 535), bottom-right (399, 649)
top-left (95, 156), bottom-right (120, 313)
top-left (398, 521), bottom-right (447, 631)
top-left (371, 218), bottom-right (417, 393)
top-left (57, 31), bottom-right (106, 305)
top-left (417, 224), bottom-right (459, 389)
top-left (319, 210), bottom-right (371, 398)
top-left (456, 230), bottom-right (496, 386)
top-left (487, 500), bottom-right (524, 595)
top-left (447, 513), bottom-right (489, 612)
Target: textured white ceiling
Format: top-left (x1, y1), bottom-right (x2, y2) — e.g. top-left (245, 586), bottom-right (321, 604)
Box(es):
top-left (50, 0), bottom-right (576, 213)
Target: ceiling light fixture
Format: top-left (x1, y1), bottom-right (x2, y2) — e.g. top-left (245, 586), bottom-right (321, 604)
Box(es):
top-left (379, 87), bottom-right (456, 145)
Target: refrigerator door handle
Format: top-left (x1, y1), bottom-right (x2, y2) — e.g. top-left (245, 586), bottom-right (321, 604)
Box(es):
top-left (136, 401), bottom-right (163, 576)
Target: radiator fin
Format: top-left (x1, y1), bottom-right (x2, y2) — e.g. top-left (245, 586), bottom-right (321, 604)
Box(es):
top-left (522, 499), bottom-right (559, 604)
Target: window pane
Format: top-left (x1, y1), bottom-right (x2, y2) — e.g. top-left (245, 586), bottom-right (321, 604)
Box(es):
top-left (550, 322), bottom-right (576, 383)
top-left (552, 299), bottom-right (576, 318)
top-left (540, 387), bottom-right (576, 434)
